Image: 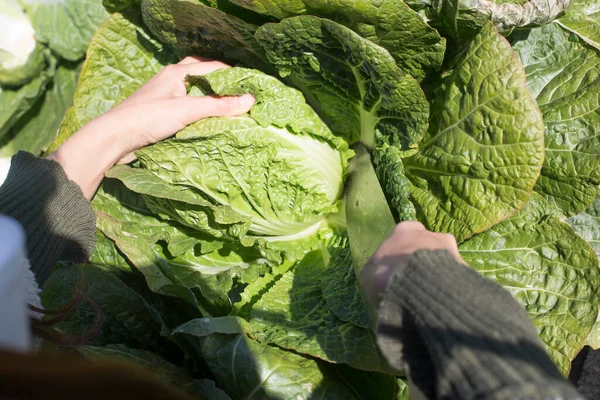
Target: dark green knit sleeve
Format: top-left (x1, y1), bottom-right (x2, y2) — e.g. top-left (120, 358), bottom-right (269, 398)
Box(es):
top-left (0, 152), bottom-right (96, 285)
top-left (376, 249), bottom-right (584, 400)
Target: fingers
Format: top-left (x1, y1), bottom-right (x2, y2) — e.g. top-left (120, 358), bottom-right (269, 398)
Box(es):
top-left (175, 93), bottom-right (256, 126)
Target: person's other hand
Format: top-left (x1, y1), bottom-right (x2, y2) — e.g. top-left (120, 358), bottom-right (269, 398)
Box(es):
top-left (47, 56), bottom-right (255, 199)
top-left (360, 221), bottom-right (465, 307)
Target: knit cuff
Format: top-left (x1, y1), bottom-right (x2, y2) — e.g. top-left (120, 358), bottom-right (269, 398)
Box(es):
top-left (0, 152), bottom-right (96, 285)
top-left (377, 249), bottom-right (577, 399)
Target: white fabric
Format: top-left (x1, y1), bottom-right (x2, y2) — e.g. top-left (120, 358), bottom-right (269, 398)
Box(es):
top-left (0, 157), bottom-right (12, 187)
top-left (0, 216), bottom-right (31, 352)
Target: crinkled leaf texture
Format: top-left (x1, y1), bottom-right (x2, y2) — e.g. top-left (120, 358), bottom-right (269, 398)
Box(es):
top-left (512, 23), bottom-right (600, 217)
top-left (255, 16), bottom-right (429, 150)
top-left (250, 251), bottom-right (394, 374)
top-left (459, 194), bottom-right (600, 375)
top-left (428, 0), bottom-right (571, 38)
top-left (557, 0), bottom-right (600, 51)
top-left (93, 180), bottom-right (263, 316)
top-left (404, 23), bottom-right (545, 242)
top-left (63, 10), bottom-right (178, 142)
top-left (227, 0), bottom-right (446, 81)
top-left (21, 0), bottom-right (108, 61)
top-left (107, 68), bottom-right (347, 264)
top-left (568, 192), bottom-right (600, 259)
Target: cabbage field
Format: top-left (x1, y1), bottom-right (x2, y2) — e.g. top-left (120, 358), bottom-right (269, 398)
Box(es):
top-left (2, 0), bottom-right (600, 398)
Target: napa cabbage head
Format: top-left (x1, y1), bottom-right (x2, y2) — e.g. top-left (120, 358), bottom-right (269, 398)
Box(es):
top-left (0, 0), bottom-right (45, 86)
top-left (108, 68), bottom-right (350, 250)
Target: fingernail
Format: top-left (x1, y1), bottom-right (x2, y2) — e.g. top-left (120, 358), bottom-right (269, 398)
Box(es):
top-left (240, 93), bottom-right (256, 109)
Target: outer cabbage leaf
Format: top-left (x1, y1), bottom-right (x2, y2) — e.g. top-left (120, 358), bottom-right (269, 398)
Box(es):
top-left (90, 230), bottom-right (133, 273)
top-left (42, 264), bottom-right (169, 352)
top-left (320, 246), bottom-right (369, 329)
top-left (174, 321), bottom-right (395, 399)
top-left (557, 0), bottom-right (600, 51)
top-left (0, 0), bottom-right (45, 86)
top-left (427, 0), bottom-right (571, 38)
top-left (228, 0), bottom-right (445, 81)
top-left (459, 194), bottom-right (600, 375)
top-left (0, 61), bottom-right (81, 156)
top-left (141, 0), bottom-right (269, 70)
top-left (0, 54), bottom-right (55, 138)
top-left (255, 16), bottom-right (429, 150)
top-left (512, 23), bottom-right (600, 216)
top-left (93, 182), bottom-right (264, 315)
top-left (403, 23), bottom-right (545, 242)
top-left (21, 0), bottom-right (108, 61)
top-left (250, 251), bottom-right (394, 374)
top-left (568, 192), bottom-right (600, 258)
top-left (70, 11), bottom-right (178, 130)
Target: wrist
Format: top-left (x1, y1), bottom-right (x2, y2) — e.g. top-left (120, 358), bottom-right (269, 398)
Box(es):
top-left (47, 116), bottom-right (127, 199)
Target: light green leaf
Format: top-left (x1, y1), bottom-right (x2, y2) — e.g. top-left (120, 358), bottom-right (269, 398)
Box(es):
top-left (229, 0), bottom-right (445, 81)
top-left (22, 0), bottom-right (108, 61)
top-left (90, 230), bottom-right (133, 273)
top-left (250, 251), bottom-right (395, 374)
top-left (512, 23), bottom-right (600, 216)
top-left (0, 61), bottom-right (81, 156)
top-left (71, 10), bottom-right (177, 127)
top-left (255, 16), bottom-right (429, 149)
top-left (0, 53), bottom-right (55, 138)
top-left (397, 378), bottom-right (410, 400)
top-left (459, 193), bottom-right (600, 375)
top-left (568, 192), bottom-right (600, 258)
top-left (584, 316), bottom-right (600, 349)
top-left (44, 106), bottom-right (82, 155)
top-left (404, 23), bottom-right (545, 242)
top-left (42, 264), bottom-right (168, 352)
top-left (557, 0), bottom-right (600, 50)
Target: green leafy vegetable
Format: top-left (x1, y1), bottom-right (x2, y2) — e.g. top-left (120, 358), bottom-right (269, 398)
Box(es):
top-left (568, 192), bottom-right (600, 258)
top-left (404, 23), bottom-right (545, 242)
top-left (21, 0), bottom-right (108, 61)
top-left (512, 23), bottom-right (600, 217)
top-left (557, 0), bottom-right (600, 50)
top-left (37, 0), bottom-right (600, 392)
top-left (255, 16), bottom-right (429, 149)
top-left (459, 194), bottom-right (600, 374)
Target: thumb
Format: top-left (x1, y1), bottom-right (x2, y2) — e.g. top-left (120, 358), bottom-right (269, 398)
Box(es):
top-left (176, 93), bottom-right (256, 126)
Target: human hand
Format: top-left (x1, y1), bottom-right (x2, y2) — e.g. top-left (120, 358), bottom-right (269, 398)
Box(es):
top-left (47, 56), bottom-right (255, 199)
top-left (360, 221), bottom-right (465, 307)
